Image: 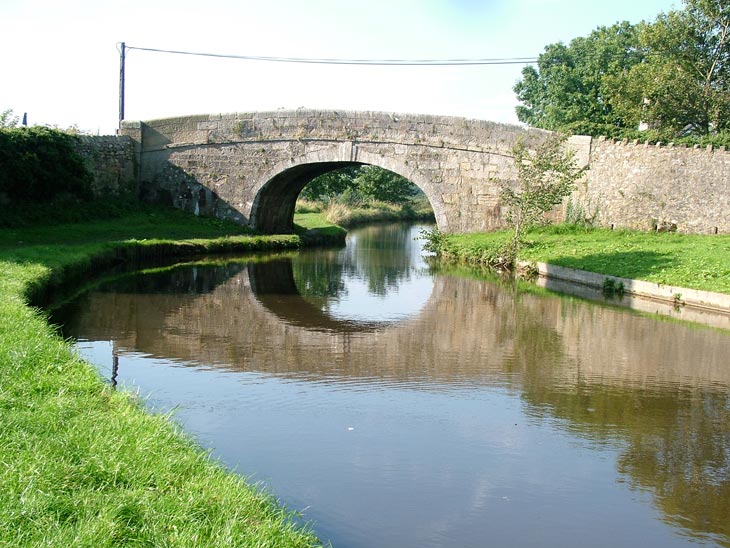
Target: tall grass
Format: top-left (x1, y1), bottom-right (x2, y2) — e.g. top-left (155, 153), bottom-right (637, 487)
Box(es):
top-left (296, 195), bottom-right (434, 228)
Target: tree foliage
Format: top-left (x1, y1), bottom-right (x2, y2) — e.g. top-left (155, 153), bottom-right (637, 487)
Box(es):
top-left (514, 0), bottom-right (730, 141)
top-left (514, 22), bottom-right (645, 133)
top-left (610, 0), bottom-right (730, 136)
top-left (300, 165), bottom-right (419, 204)
top-left (0, 109), bottom-right (19, 128)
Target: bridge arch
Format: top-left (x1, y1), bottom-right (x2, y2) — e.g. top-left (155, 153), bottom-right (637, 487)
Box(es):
top-left (120, 111), bottom-right (557, 233)
top-left (248, 144), bottom-right (449, 233)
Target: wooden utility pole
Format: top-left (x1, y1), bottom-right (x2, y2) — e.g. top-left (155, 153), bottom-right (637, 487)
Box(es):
top-left (118, 42), bottom-right (126, 130)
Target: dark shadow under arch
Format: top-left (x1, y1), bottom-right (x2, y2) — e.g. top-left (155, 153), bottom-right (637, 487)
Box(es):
top-left (248, 259), bottom-right (390, 333)
top-left (251, 161), bottom-right (362, 233)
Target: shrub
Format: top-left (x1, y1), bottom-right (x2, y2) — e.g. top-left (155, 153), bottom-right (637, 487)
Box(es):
top-left (0, 126), bottom-right (93, 203)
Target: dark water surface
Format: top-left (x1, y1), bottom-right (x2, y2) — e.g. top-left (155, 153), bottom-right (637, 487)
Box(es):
top-left (54, 223), bottom-right (730, 548)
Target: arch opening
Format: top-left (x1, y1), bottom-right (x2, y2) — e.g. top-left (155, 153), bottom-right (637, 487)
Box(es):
top-left (250, 160), bottom-right (438, 234)
top-left (251, 162), bottom-right (361, 233)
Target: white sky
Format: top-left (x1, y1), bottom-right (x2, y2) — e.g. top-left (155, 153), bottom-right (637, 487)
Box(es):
top-left (1, 0), bottom-right (678, 135)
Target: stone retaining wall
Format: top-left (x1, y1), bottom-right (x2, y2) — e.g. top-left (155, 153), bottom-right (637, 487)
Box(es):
top-left (75, 135), bottom-right (137, 197)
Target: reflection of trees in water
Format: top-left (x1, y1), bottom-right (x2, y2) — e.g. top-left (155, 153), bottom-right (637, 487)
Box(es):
top-left (438, 285), bottom-right (730, 545)
top-left (292, 249), bottom-right (349, 300)
top-left (59, 256), bottom-right (730, 545)
top-left (529, 382), bottom-right (730, 544)
top-left (510, 298), bottom-right (730, 545)
top-left (291, 223), bottom-right (427, 304)
top-left (617, 389), bottom-right (730, 543)
top-left (342, 223), bottom-right (423, 296)
top-left (98, 263), bottom-right (247, 295)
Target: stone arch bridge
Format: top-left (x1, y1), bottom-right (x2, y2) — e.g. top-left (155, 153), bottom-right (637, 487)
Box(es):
top-left (117, 109), bottom-right (729, 234)
top-left (120, 110), bottom-right (569, 233)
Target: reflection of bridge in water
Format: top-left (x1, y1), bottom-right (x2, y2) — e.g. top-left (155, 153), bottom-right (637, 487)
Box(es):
top-left (60, 260), bottom-right (730, 545)
top-left (63, 260), bottom-right (730, 389)
top-left (248, 259), bottom-right (395, 333)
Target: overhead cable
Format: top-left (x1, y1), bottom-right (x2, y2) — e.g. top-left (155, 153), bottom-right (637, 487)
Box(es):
top-left (123, 45), bottom-right (537, 66)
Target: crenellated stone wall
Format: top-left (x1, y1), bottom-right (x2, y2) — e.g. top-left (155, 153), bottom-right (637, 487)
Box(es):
top-left (580, 137), bottom-right (730, 234)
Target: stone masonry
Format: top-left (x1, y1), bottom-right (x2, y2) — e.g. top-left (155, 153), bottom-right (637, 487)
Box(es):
top-left (119, 110), bottom-right (551, 233)
top-left (107, 110), bottom-right (730, 234)
top-left (580, 137), bottom-right (730, 234)
top-left (75, 135), bottom-right (137, 197)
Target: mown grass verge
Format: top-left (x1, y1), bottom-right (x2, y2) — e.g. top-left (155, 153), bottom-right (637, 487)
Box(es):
top-left (0, 206), bottom-right (331, 547)
top-left (440, 225), bottom-right (730, 294)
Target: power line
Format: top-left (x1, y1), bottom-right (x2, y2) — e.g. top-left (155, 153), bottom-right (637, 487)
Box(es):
top-left (124, 44), bottom-right (538, 66)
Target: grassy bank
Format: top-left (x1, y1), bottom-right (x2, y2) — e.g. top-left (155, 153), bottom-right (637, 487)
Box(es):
top-left (440, 225), bottom-right (730, 294)
top-left (0, 207), bottom-right (334, 547)
top-left (296, 195), bottom-right (434, 228)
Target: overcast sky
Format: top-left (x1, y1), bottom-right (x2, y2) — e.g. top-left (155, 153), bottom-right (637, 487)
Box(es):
top-left (2, 0), bottom-right (678, 135)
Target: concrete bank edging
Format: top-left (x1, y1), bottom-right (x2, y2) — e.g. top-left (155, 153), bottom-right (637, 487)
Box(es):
top-left (519, 260), bottom-right (730, 315)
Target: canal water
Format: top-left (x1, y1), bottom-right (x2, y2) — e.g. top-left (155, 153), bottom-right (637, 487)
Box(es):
top-left (53, 223), bottom-right (730, 548)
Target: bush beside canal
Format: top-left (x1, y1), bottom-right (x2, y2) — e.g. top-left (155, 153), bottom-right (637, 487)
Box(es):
top-left (430, 224), bottom-right (730, 294)
top-left (0, 206), bottom-right (328, 547)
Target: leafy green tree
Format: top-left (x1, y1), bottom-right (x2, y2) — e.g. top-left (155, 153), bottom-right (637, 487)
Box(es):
top-left (353, 166), bottom-right (418, 204)
top-left (609, 0), bottom-right (730, 136)
top-left (515, 1), bottom-right (730, 140)
top-left (298, 166), bottom-right (359, 201)
top-left (301, 165), bottom-right (419, 205)
top-left (498, 134), bottom-right (586, 261)
top-left (514, 22), bottom-right (644, 133)
top-left (0, 109), bottom-right (19, 128)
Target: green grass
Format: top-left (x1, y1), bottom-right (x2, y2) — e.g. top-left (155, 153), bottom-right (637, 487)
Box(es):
top-left (293, 212), bottom-right (348, 240)
top-left (296, 197), bottom-right (435, 228)
top-left (444, 225), bottom-right (730, 294)
top-left (0, 206), bottom-right (326, 547)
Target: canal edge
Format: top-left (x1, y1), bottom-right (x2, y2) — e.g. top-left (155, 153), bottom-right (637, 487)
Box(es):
top-left (518, 260), bottom-right (730, 328)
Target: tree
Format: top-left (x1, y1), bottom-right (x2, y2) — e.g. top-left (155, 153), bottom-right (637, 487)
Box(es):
top-left (299, 166), bottom-right (359, 201)
top-left (301, 165), bottom-right (419, 204)
top-left (514, 22), bottom-right (644, 134)
top-left (498, 134), bottom-right (586, 260)
top-left (609, 0), bottom-right (730, 136)
top-left (353, 166), bottom-right (418, 204)
top-left (514, 1), bottom-right (730, 140)
top-left (0, 109), bottom-right (19, 128)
